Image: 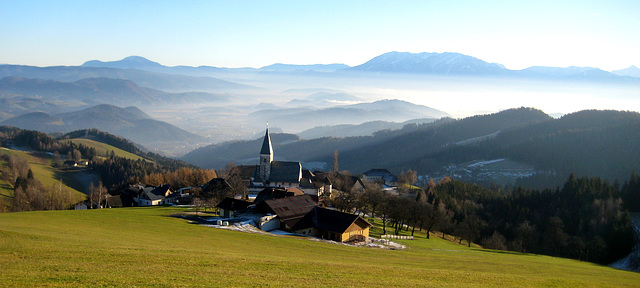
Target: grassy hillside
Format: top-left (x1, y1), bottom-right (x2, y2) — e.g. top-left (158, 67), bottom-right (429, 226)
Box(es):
top-left (1, 207), bottom-right (638, 287)
top-left (0, 147), bottom-right (88, 198)
top-left (65, 137), bottom-right (148, 161)
top-left (0, 154), bottom-right (12, 210)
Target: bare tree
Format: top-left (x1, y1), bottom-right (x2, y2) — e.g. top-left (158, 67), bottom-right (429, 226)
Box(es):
top-left (482, 231), bottom-right (508, 250)
top-left (72, 149), bottom-right (82, 162)
top-left (333, 150), bottom-right (339, 172)
top-left (363, 182), bottom-right (384, 219)
top-left (422, 202), bottom-right (442, 239)
top-left (89, 181), bottom-right (107, 209)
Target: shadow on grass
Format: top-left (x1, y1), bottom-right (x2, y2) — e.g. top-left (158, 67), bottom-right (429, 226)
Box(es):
top-left (473, 247), bottom-right (535, 257)
top-left (53, 169), bottom-right (98, 195)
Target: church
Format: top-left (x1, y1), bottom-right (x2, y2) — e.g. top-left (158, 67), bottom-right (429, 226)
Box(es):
top-left (249, 126), bottom-right (331, 197)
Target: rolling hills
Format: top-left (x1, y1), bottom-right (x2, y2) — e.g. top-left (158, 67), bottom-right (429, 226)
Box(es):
top-left (2, 104), bottom-right (203, 150)
top-left (1, 207), bottom-right (638, 287)
top-left (0, 76), bottom-right (229, 108)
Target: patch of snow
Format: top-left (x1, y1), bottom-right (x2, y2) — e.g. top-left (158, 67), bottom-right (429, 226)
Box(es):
top-left (468, 159), bottom-right (506, 168)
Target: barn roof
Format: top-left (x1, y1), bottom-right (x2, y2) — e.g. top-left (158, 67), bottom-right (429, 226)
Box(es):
top-left (312, 207), bottom-right (372, 234)
top-left (263, 194), bottom-right (317, 221)
top-left (216, 197), bottom-right (252, 211)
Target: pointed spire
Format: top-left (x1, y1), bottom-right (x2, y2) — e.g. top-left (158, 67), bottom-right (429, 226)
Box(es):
top-left (260, 122), bottom-right (273, 155)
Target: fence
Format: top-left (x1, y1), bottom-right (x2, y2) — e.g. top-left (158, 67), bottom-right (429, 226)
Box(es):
top-left (381, 234), bottom-right (413, 240)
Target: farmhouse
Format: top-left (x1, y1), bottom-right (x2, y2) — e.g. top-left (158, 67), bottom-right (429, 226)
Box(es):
top-left (257, 195), bottom-right (371, 242)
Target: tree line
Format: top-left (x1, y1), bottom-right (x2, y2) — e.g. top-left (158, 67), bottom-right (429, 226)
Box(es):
top-left (335, 171), bottom-right (636, 264)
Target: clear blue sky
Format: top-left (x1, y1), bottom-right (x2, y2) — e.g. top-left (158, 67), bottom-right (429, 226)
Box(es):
top-left (1, 0), bottom-right (638, 70)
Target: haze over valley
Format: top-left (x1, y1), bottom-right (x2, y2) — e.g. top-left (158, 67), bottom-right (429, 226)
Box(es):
top-left (2, 52), bottom-right (639, 157)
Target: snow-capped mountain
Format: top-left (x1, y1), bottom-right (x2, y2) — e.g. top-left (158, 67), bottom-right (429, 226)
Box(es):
top-left (346, 51), bottom-right (507, 75)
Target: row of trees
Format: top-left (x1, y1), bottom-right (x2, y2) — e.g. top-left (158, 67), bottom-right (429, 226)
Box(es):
top-left (143, 167), bottom-right (217, 190)
top-left (333, 170), bottom-right (636, 264)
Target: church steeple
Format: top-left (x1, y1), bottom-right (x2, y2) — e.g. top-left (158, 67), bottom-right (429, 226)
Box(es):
top-left (259, 123), bottom-right (273, 181)
top-left (260, 123), bottom-right (273, 156)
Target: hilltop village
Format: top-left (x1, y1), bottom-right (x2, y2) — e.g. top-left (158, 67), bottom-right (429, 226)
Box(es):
top-left (79, 126), bottom-right (406, 244)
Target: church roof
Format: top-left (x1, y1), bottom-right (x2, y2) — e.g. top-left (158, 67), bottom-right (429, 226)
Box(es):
top-left (260, 127), bottom-right (273, 155)
top-left (270, 161), bottom-right (302, 183)
top-left (253, 161), bottom-right (302, 184)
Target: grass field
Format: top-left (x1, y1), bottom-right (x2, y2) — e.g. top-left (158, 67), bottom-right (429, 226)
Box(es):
top-left (64, 138), bottom-right (148, 162)
top-left (1, 207), bottom-right (638, 287)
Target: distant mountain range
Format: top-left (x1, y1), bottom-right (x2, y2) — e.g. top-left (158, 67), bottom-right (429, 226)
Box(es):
top-left (75, 54), bottom-right (640, 82)
top-left (1, 104), bottom-right (202, 148)
top-left (2, 53), bottom-right (636, 93)
top-left (259, 63), bottom-right (350, 72)
top-left (342, 52), bottom-right (639, 83)
top-left (0, 64), bottom-right (253, 92)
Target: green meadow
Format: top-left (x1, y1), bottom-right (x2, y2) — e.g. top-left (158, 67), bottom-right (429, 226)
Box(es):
top-left (1, 207), bottom-right (638, 287)
top-left (65, 138), bottom-right (148, 162)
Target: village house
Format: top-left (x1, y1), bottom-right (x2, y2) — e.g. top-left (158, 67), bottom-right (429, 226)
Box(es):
top-left (136, 184), bottom-right (173, 206)
top-left (362, 168), bottom-right (398, 189)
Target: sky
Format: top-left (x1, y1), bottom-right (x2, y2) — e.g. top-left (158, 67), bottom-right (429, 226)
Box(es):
top-left (1, 0), bottom-right (639, 71)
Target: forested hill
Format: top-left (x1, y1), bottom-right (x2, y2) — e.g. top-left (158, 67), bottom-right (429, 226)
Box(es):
top-left (183, 108), bottom-right (640, 190)
top-left (183, 107), bottom-right (551, 170)
top-left (466, 110), bottom-right (640, 188)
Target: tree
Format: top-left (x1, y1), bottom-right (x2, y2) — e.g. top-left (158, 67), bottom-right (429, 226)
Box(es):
top-left (363, 182), bottom-right (384, 219)
top-left (89, 181), bottom-right (107, 209)
top-left (482, 231), bottom-right (507, 250)
top-left (437, 203), bottom-right (453, 239)
top-left (461, 213), bottom-right (484, 247)
top-left (333, 150), bottom-right (339, 172)
top-left (378, 193), bottom-right (392, 235)
top-left (543, 217), bottom-right (568, 255)
top-left (72, 149), bottom-right (82, 162)
top-left (397, 170), bottom-right (418, 195)
top-left (514, 220), bottom-right (537, 253)
top-left (52, 151), bottom-right (62, 167)
top-left (422, 202), bottom-right (442, 239)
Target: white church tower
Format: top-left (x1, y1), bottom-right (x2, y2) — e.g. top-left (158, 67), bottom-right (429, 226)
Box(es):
top-left (259, 124), bottom-right (273, 182)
